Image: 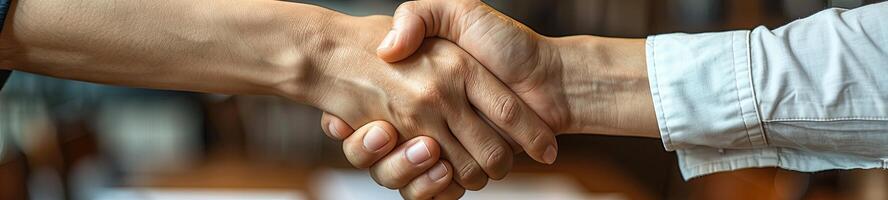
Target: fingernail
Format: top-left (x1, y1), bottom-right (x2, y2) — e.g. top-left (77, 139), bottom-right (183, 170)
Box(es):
top-left (377, 30), bottom-right (398, 50)
top-left (328, 122), bottom-right (341, 138)
top-left (543, 145), bottom-right (557, 164)
top-left (427, 161), bottom-right (448, 181)
top-left (406, 140), bottom-right (431, 164)
top-left (363, 126), bottom-right (390, 151)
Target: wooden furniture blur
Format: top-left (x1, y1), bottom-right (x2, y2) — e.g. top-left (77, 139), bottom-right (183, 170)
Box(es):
top-left (0, 151), bottom-right (28, 200)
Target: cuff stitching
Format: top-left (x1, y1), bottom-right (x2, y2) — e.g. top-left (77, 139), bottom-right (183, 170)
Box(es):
top-left (648, 36), bottom-right (675, 150)
top-left (730, 32), bottom-right (757, 147)
top-left (745, 31), bottom-right (768, 146)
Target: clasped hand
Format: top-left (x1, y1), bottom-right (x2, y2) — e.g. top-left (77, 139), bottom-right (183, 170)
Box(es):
top-left (315, 0), bottom-right (575, 199)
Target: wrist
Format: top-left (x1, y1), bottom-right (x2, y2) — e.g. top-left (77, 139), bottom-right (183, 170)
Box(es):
top-left (280, 13), bottom-right (393, 111)
top-left (261, 3), bottom-right (391, 108)
top-left (550, 36), bottom-right (659, 137)
top-left (198, 1), bottom-right (343, 104)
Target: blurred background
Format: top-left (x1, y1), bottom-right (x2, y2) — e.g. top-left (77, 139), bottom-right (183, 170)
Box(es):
top-left (1, 0), bottom-right (887, 199)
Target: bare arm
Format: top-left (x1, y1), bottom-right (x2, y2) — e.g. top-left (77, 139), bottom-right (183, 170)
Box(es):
top-left (0, 0), bottom-right (562, 191)
top-left (552, 36), bottom-right (658, 137)
top-left (0, 0), bottom-right (332, 102)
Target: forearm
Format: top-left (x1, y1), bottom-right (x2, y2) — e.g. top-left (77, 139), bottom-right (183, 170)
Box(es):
top-left (0, 0), bottom-right (336, 103)
top-left (549, 36), bottom-right (659, 138)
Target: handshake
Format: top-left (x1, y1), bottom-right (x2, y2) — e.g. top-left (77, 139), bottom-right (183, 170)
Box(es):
top-left (309, 0), bottom-right (658, 198)
top-left (1, 0), bottom-right (657, 199)
top-left (6, 0), bottom-right (884, 198)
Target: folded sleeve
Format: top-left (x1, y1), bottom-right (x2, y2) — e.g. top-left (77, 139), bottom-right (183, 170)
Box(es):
top-left (646, 30), bottom-right (766, 151)
top-left (647, 2), bottom-right (888, 179)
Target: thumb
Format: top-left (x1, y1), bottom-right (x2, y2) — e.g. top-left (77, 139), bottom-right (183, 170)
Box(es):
top-left (377, 0), bottom-right (483, 62)
top-left (376, 1), bottom-right (431, 62)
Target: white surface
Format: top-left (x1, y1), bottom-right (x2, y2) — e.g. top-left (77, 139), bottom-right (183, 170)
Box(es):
top-left (315, 170), bottom-right (626, 200)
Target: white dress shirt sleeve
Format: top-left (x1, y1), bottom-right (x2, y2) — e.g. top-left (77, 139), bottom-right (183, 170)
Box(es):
top-left (646, 2), bottom-right (888, 179)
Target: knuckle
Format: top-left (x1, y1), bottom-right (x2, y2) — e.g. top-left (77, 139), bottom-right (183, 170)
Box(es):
top-left (455, 161), bottom-right (488, 190)
top-left (373, 161), bottom-right (410, 189)
top-left (493, 95), bottom-right (522, 126)
top-left (343, 139), bottom-right (373, 169)
top-left (483, 143), bottom-right (513, 180)
top-left (428, 48), bottom-right (472, 74)
top-left (343, 148), bottom-right (366, 168)
top-left (528, 128), bottom-right (547, 149)
top-left (346, 154), bottom-right (373, 169)
top-left (421, 84), bottom-right (445, 99)
top-left (412, 83), bottom-right (445, 105)
top-left (443, 56), bottom-right (473, 76)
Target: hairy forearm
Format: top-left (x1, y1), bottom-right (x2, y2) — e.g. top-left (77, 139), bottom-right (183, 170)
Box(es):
top-left (0, 0), bottom-right (338, 104)
top-left (550, 36), bottom-right (659, 138)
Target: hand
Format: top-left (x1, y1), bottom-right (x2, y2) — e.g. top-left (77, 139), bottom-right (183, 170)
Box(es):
top-left (356, 0), bottom-right (658, 197)
top-left (368, 4), bottom-right (572, 194)
top-left (322, 116), bottom-right (465, 199)
top-left (377, 0), bottom-right (657, 142)
top-left (1, 0), bottom-right (560, 195)
top-left (375, 0), bottom-right (572, 132)
top-left (298, 15), bottom-right (560, 190)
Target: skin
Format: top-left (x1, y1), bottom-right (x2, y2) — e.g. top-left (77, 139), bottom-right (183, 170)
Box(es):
top-left (0, 0), bottom-right (560, 193)
top-left (0, 0), bottom-right (656, 198)
top-left (322, 0), bottom-right (660, 199)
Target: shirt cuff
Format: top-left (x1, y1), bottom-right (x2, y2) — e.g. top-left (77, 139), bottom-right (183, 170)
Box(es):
top-left (676, 146), bottom-right (887, 180)
top-left (646, 31), bottom-right (766, 151)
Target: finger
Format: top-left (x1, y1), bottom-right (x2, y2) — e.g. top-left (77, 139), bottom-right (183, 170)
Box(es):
top-left (369, 136), bottom-right (441, 189)
top-left (466, 65), bottom-right (559, 164)
top-left (399, 161), bottom-right (453, 200)
top-left (432, 182), bottom-right (467, 200)
top-left (478, 113), bottom-right (523, 153)
top-left (321, 112), bottom-right (355, 141)
top-left (370, 122), bottom-right (489, 191)
top-left (342, 121), bottom-right (399, 169)
top-left (376, 0), bottom-right (427, 62)
top-left (420, 123), bottom-right (489, 190)
top-left (447, 107), bottom-right (513, 180)
top-left (377, 0), bottom-right (491, 63)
